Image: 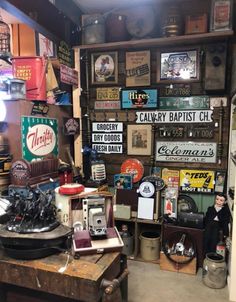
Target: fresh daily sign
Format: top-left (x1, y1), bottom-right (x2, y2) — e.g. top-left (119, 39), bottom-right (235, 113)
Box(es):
top-left (136, 110), bottom-right (213, 123)
top-left (21, 116), bottom-right (58, 161)
top-left (92, 144), bottom-right (123, 154)
top-left (156, 141), bottom-right (217, 163)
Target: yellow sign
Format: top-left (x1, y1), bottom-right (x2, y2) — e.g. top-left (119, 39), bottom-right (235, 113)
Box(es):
top-left (96, 87), bottom-right (120, 101)
top-left (180, 169), bottom-right (215, 193)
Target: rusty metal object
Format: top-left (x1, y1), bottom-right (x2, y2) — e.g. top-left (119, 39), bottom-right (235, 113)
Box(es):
top-left (101, 268), bottom-right (129, 302)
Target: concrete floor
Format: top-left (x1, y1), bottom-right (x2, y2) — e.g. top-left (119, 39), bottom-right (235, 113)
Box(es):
top-left (128, 260), bottom-right (229, 302)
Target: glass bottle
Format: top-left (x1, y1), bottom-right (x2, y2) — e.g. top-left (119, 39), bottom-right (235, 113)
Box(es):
top-left (216, 230), bottom-right (226, 259)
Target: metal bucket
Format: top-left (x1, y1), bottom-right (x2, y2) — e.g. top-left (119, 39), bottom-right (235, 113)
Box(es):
top-left (140, 231), bottom-right (160, 261)
top-left (83, 14), bottom-right (105, 45)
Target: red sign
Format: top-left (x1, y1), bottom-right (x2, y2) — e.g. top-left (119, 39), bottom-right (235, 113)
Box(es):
top-left (60, 64), bottom-right (78, 86)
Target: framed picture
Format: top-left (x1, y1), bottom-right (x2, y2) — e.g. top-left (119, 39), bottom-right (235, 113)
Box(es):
top-left (214, 171), bottom-right (226, 193)
top-left (91, 52), bottom-right (118, 84)
top-left (127, 124), bottom-right (152, 156)
top-left (35, 32), bottom-right (56, 58)
top-left (157, 48), bottom-right (199, 83)
top-left (210, 0), bottom-right (233, 32)
top-left (114, 174), bottom-right (133, 190)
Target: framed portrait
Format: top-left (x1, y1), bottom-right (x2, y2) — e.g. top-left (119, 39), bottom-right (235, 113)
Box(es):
top-left (157, 48), bottom-right (200, 83)
top-left (127, 124), bottom-right (152, 156)
top-left (91, 51), bottom-right (118, 85)
top-left (214, 171), bottom-right (226, 193)
top-left (114, 174), bottom-right (133, 190)
top-left (210, 0), bottom-right (233, 32)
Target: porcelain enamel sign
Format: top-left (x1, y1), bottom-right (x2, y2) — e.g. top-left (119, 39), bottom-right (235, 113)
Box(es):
top-left (21, 116), bottom-right (58, 161)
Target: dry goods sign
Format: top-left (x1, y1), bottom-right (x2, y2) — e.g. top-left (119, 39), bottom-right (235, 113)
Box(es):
top-left (156, 141), bottom-right (217, 163)
top-left (92, 122), bottom-right (123, 154)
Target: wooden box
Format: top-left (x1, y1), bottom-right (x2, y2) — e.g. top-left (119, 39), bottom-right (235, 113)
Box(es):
top-left (185, 13), bottom-right (208, 35)
top-left (160, 252), bottom-right (197, 275)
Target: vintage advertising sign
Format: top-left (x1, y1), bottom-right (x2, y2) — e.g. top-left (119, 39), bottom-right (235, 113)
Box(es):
top-left (31, 102), bottom-right (49, 116)
top-left (96, 87), bottom-right (120, 101)
top-left (57, 41), bottom-right (73, 67)
top-left (94, 101), bottom-right (121, 110)
top-left (156, 141), bottom-right (217, 163)
top-left (161, 168), bottom-right (180, 188)
top-left (136, 110), bottom-right (213, 123)
top-left (92, 122), bottom-right (123, 132)
top-left (92, 133), bottom-right (123, 144)
top-left (126, 51), bottom-right (150, 87)
top-left (159, 96), bottom-right (210, 110)
top-left (21, 116), bottom-right (58, 162)
top-left (60, 64), bottom-right (78, 86)
top-left (121, 88), bottom-right (158, 109)
top-left (180, 169), bottom-right (215, 193)
top-left (160, 84), bottom-right (191, 96)
top-left (92, 144), bottom-right (123, 154)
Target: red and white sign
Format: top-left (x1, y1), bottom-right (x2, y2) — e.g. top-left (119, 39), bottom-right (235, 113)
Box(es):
top-left (60, 64), bottom-right (78, 86)
top-left (26, 124), bottom-right (56, 156)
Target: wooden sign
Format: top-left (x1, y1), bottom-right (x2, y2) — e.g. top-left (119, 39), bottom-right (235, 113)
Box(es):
top-left (180, 169), bottom-right (215, 193)
top-left (121, 88), bottom-right (158, 109)
top-left (136, 110), bottom-right (213, 123)
top-left (92, 133), bottom-right (123, 143)
top-left (94, 101), bottom-right (120, 110)
top-left (96, 87), bottom-right (120, 101)
top-left (159, 96), bottom-right (209, 110)
top-left (156, 141), bottom-right (217, 163)
top-left (126, 51), bottom-right (150, 87)
top-left (92, 144), bottom-right (123, 154)
top-left (161, 84), bottom-right (191, 97)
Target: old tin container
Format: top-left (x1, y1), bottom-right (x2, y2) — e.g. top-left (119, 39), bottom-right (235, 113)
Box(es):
top-left (83, 14), bottom-right (105, 44)
top-left (106, 14), bottom-right (129, 42)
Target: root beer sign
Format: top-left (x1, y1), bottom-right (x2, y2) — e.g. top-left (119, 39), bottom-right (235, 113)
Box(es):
top-left (92, 122), bottom-right (123, 154)
top-left (180, 169), bottom-right (215, 193)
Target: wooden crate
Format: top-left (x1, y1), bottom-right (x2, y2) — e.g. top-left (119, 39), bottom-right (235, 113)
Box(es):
top-left (160, 252), bottom-right (197, 275)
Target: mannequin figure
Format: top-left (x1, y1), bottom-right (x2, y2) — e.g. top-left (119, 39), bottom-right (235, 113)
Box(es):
top-left (204, 193), bottom-right (231, 255)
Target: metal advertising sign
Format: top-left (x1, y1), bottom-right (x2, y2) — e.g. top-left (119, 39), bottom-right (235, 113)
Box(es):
top-left (159, 96), bottom-right (210, 110)
top-left (94, 101), bottom-right (120, 110)
top-left (156, 141), bottom-right (217, 163)
top-left (180, 169), bottom-right (215, 193)
top-left (187, 126), bottom-right (214, 139)
top-left (136, 110), bottom-right (213, 123)
top-left (121, 88), bottom-right (158, 109)
top-left (96, 87), bottom-right (120, 101)
top-left (92, 122), bottom-right (123, 132)
top-left (60, 64), bottom-right (78, 86)
top-left (21, 116), bottom-right (58, 162)
top-left (92, 133), bottom-right (123, 143)
top-left (92, 144), bottom-right (123, 154)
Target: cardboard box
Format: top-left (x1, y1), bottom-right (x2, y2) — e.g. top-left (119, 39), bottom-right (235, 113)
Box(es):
top-left (185, 13), bottom-right (208, 35)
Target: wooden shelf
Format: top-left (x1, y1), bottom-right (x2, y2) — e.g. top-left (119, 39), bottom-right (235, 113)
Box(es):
top-left (75, 31), bottom-right (234, 51)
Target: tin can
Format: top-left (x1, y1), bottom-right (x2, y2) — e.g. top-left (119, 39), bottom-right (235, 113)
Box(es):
top-left (83, 14), bottom-right (105, 45)
top-left (106, 14), bottom-right (129, 42)
top-left (12, 56), bottom-right (46, 101)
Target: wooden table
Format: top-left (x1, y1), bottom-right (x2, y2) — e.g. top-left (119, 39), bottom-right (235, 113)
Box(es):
top-left (0, 250), bottom-right (127, 302)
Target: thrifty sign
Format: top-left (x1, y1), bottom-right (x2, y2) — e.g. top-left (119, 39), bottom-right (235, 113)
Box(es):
top-left (136, 110), bottom-right (213, 123)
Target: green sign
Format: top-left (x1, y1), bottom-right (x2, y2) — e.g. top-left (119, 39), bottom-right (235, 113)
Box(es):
top-left (159, 96), bottom-right (210, 110)
top-left (21, 116), bottom-right (58, 162)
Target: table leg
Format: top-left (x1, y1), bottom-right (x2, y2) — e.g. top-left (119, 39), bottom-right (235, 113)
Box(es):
top-left (120, 254), bottom-right (128, 302)
top-left (0, 283), bottom-right (6, 302)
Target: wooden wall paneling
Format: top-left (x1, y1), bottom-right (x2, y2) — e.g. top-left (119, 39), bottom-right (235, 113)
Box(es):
top-left (11, 23), bottom-right (36, 57)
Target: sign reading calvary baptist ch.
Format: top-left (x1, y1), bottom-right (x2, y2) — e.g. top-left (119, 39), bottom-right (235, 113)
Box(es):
top-left (92, 122), bottom-right (123, 154)
top-left (136, 110), bottom-right (213, 123)
top-left (21, 116), bottom-right (58, 162)
top-left (156, 141), bottom-right (217, 163)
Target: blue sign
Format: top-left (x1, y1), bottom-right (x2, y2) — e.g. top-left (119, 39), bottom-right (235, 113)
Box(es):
top-left (121, 88), bottom-right (158, 109)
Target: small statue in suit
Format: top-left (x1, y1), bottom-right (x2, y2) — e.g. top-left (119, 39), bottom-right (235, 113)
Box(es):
top-left (204, 193), bottom-right (231, 255)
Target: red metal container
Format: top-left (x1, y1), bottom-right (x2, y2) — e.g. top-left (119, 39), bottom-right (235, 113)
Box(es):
top-left (12, 56), bottom-right (47, 101)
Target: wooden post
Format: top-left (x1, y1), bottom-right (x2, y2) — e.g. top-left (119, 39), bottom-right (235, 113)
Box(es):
top-left (73, 47), bottom-right (83, 171)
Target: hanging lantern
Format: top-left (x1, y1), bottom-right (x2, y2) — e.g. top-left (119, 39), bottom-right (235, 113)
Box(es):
top-left (0, 15), bottom-right (10, 54)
